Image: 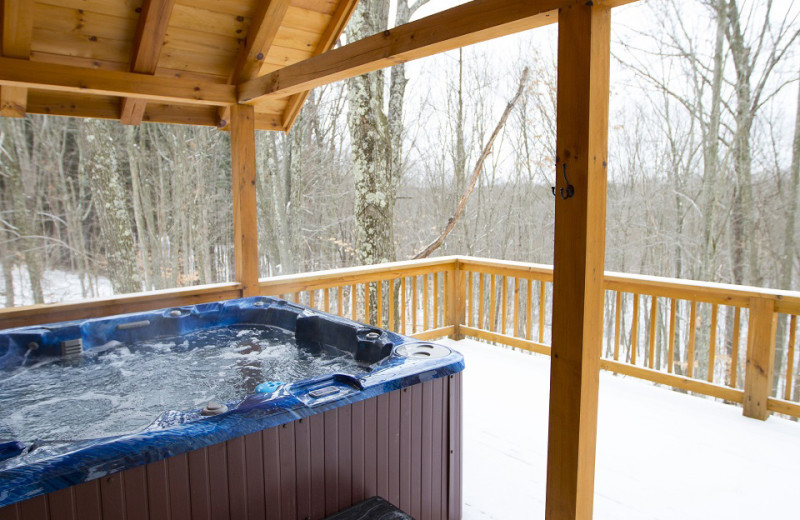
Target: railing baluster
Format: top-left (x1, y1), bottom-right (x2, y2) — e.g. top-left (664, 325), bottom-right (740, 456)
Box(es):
top-left (478, 273), bottom-right (485, 330)
top-left (467, 271), bottom-right (474, 328)
top-left (539, 282), bottom-right (546, 344)
top-left (423, 274), bottom-right (429, 331)
top-left (785, 315), bottom-right (797, 401)
top-left (433, 272), bottom-right (439, 329)
top-left (412, 275), bottom-right (418, 333)
top-left (294, 291), bottom-right (300, 304)
top-left (389, 279), bottom-right (396, 331)
top-left (708, 304), bottom-right (718, 383)
top-left (323, 288), bottom-right (330, 313)
top-left (667, 298), bottom-right (676, 373)
top-left (490, 275), bottom-right (496, 333)
top-left (337, 286), bottom-right (343, 316)
top-left (730, 307), bottom-right (741, 387)
top-left (687, 300), bottom-right (697, 378)
top-left (648, 295), bottom-right (657, 369)
top-left (309, 290), bottom-right (315, 309)
top-left (614, 291), bottom-right (622, 361)
top-left (526, 279), bottom-right (533, 341)
top-left (377, 280), bottom-right (383, 328)
top-left (401, 277), bottom-right (407, 335)
top-left (501, 275), bottom-right (508, 335)
top-left (630, 293), bottom-right (640, 365)
top-left (351, 284), bottom-right (357, 322)
top-left (512, 277), bottom-right (519, 338)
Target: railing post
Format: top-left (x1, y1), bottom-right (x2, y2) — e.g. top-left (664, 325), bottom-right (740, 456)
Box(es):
top-left (447, 259), bottom-right (464, 340)
top-left (743, 296), bottom-right (777, 420)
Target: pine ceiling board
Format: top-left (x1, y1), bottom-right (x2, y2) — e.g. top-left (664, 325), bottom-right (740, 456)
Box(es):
top-left (30, 51), bottom-right (129, 71)
top-left (254, 112), bottom-right (283, 131)
top-left (174, 0), bottom-right (254, 18)
top-left (169, 3), bottom-right (251, 40)
top-left (282, 6), bottom-right (331, 34)
top-left (252, 97), bottom-right (288, 113)
top-left (36, 0), bottom-right (142, 20)
top-left (261, 44), bottom-right (314, 72)
top-left (157, 45), bottom-right (237, 76)
top-left (27, 89), bottom-right (121, 120)
top-left (153, 67), bottom-right (228, 84)
top-left (31, 27), bottom-right (132, 63)
top-left (34, 4), bottom-right (139, 44)
top-left (164, 26), bottom-right (241, 59)
top-left (290, 0), bottom-right (338, 16)
top-left (272, 25), bottom-right (323, 52)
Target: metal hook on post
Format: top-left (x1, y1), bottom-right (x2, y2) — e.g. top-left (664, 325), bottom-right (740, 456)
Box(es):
top-left (551, 162), bottom-right (575, 199)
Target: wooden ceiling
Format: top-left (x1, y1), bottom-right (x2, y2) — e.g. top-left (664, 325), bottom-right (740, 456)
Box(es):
top-left (0, 0), bottom-right (635, 132)
top-left (0, 0), bottom-right (358, 131)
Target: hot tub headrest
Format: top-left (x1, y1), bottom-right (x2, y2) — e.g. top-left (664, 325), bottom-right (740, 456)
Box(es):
top-left (295, 314), bottom-right (392, 364)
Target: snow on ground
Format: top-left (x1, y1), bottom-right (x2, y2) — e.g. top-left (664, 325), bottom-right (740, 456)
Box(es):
top-left (437, 338), bottom-right (800, 520)
top-left (1, 268), bottom-right (113, 306)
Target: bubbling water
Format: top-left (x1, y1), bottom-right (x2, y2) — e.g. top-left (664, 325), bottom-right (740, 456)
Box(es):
top-left (0, 325), bottom-right (367, 443)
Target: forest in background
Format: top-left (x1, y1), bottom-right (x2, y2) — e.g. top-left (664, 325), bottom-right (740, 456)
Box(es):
top-left (1, 0), bottom-right (799, 308)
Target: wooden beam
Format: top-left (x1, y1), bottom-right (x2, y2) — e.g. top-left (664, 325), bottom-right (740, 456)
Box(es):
top-left (545, 3), bottom-right (611, 520)
top-left (1, 0), bottom-right (34, 117)
top-left (230, 0), bottom-right (291, 84)
top-left (231, 104), bottom-right (259, 295)
top-left (280, 0), bottom-right (360, 130)
top-left (0, 56), bottom-right (236, 107)
top-left (0, 85), bottom-right (26, 117)
top-left (120, 0), bottom-right (177, 125)
top-left (239, 0), bottom-right (568, 104)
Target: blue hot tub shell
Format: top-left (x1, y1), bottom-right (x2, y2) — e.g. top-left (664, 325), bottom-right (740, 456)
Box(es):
top-left (0, 296), bottom-right (464, 518)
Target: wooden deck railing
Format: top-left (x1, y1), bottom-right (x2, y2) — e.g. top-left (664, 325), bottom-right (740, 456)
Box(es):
top-left (1, 256), bottom-right (798, 419)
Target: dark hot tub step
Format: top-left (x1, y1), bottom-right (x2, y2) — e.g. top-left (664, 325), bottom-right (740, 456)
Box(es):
top-left (323, 496), bottom-right (415, 520)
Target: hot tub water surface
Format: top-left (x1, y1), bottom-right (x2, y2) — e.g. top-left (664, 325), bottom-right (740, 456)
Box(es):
top-left (0, 325), bottom-right (368, 444)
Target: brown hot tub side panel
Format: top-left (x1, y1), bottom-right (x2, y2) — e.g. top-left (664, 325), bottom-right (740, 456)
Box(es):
top-left (0, 374), bottom-right (462, 520)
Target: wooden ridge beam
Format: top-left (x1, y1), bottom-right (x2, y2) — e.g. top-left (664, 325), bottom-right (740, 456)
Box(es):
top-left (1, 0), bottom-right (34, 117)
top-left (239, 0), bottom-right (636, 105)
top-left (280, 0), bottom-right (360, 131)
top-left (120, 0), bottom-right (177, 125)
top-left (238, 0), bottom-right (568, 104)
top-left (0, 56), bottom-right (236, 107)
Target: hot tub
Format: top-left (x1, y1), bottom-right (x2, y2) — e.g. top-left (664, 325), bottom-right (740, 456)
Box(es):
top-left (0, 297), bottom-right (463, 520)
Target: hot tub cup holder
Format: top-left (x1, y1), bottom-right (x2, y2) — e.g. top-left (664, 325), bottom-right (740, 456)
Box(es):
top-left (395, 342), bottom-right (452, 359)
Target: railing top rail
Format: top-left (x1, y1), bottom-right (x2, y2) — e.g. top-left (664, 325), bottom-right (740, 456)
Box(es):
top-left (258, 256), bottom-right (459, 293)
top-left (0, 282), bottom-right (243, 329)
top-left (454, 256), bottom-right (800, 313)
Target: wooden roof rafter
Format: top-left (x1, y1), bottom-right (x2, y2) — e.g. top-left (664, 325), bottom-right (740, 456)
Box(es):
top-left (120, 0), bottom-right (177, 125)
top-left (217, 0), bottom-right (292, 130)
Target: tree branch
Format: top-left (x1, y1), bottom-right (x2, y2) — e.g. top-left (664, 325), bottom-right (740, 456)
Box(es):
top-left (412, 67), bottom-right (529, 259)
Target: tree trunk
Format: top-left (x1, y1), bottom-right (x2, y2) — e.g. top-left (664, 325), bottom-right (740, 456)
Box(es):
top-left (4, 119), bottom-right (44, 303)
top-left (78, 120), bottom-right (140, 294)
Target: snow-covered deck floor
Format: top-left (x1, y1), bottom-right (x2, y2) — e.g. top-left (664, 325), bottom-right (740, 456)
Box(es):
top-left (437, 338), bottom-right (800, 519)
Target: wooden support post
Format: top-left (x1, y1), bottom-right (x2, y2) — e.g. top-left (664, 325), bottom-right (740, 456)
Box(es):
top-left (743, 297), bottom-right (777, 420)
top-left (545, 4), bottom-right (611, 520)
top-left (230, 104), bottom-right (259, 297)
